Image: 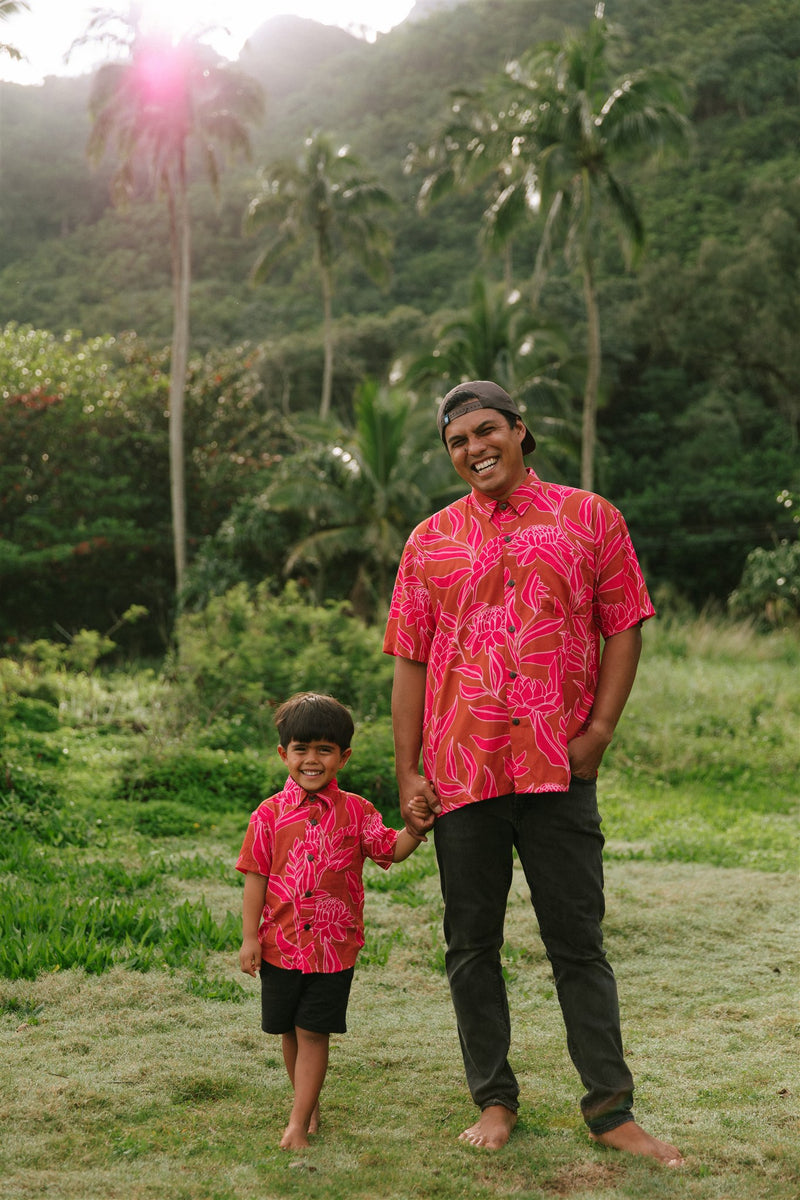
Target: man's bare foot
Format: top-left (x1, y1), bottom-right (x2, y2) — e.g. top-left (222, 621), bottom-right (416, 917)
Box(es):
top-left (590, 1120), bottom-right (683, 1166)
top-left (279, 1122), bottom-right (310, 1150)
top-left (459, 1105), bottom-right (517, 1149)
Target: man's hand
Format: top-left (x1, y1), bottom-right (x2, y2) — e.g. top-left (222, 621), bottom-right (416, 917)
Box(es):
top-left (399, 773), bottom-right (441, 837)
top-left (567, 724), bottom-right (612, 780)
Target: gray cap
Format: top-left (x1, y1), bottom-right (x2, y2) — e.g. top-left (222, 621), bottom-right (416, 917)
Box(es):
top-left (437, 381), bottom-right (536, 454)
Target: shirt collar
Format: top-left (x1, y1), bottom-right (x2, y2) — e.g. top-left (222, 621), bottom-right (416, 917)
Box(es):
top-left (468, 468), bottom-right (541, 519)
top-left (281, 775), bottom-right (339, 811)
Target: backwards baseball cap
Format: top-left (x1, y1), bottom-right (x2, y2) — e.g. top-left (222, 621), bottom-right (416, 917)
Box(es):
top-left (437, 380), bottom-right (536, 455)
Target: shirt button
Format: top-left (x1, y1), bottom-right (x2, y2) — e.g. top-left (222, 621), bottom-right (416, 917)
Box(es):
top-left (508, 625), bottom-right (515, 633)
top-left (307, 854), bottom-right (314, 862)
top-left (504, 536), bottom-right (512, 543)
top-left (303, 923), bottom-right (311, 931)
top-left (510, 671), bottom-right (518, 679)
top-left (512, 718), bottom-right (520, 726)
top-left (304, 889), bottom-right (312, 897)
top-left (499, 502), bottom-right (508, 510)
top-left (310, 817), bottom-right (318, 826)
top-left (507, 579), bottom-right (515, 588)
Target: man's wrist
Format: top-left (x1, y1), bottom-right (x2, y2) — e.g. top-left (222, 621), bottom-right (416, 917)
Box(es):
top-left (586, 719), bottom-right (614, 746)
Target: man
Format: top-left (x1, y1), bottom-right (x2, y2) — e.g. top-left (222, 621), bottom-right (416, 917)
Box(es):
top-left (383, 381), bottom-right (682, 1164)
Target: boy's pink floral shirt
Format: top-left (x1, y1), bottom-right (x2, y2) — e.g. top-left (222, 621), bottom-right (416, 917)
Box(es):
top-left (383, 469), bottom-right (655, 810)
top-left (236, 777), bottom-right (397, 973)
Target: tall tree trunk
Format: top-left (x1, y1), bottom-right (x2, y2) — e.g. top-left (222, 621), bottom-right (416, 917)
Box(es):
top-left (503, 240), bottom-right (514, 294)
top-left (580, 253), bottom-right (600, 493)
top-left (168, 171), bottom-right (191, 595)
top-left (320, 264), bottom-right (334, 420)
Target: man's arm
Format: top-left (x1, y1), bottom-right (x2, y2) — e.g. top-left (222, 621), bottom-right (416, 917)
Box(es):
top-left (567, 624), bottom-right (643, 780)
top-left (391, 655), bottom-right (441, 833)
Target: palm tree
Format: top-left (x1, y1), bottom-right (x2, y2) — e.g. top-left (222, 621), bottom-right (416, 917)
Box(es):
top-left (406, 83), bottom-right (534, 293)
top-left (0, 0), bottom-right (29, 61)
top-left (511, 10), bottom-right (690, 489)
top-left (404, 273), bottom-right (563, 391)
top-left (245, 131), bottom-right (395, 420)
top-left (404, 274), bottom-right (580, 477)
top-left (411, 8), bottom-right (690, 490)
top-left (264, 381), bottom-right (447, 618)
top-left (85, 8), bottom-right (263, 593)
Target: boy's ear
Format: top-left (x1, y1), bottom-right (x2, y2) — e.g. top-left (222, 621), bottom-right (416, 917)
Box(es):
top-left (339, 747), bottom-right (352, 767)
top-left (277, 743), bottom-right (288, 764)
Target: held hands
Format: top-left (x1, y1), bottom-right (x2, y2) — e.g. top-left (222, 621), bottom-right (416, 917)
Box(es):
top-left (239, 936), bottom-right (262, 978)
top-left (400, 774), bottom-right (440, 838)
top-left (407, 794), bottom-right (436, 841)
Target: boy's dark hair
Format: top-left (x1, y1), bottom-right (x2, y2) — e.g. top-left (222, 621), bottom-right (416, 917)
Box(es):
top-left (274, 692), bottom-right (355, 750)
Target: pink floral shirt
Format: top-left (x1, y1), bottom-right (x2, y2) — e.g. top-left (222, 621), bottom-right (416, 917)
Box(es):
top-left (235, 776), bottom-right (398, 973)
top-left (383, 469), bottom-right (654, 809)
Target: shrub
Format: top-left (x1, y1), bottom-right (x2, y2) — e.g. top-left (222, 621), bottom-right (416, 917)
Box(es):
top-left (342, 717), bottom-right (399, 817)
top-left (114, 748), bottom-right (271, 815)
top-left (169, 581), bottom-right (395, 739)
top-left (8, 697), bottom-right (60, 733)
top-left (0, 763), bottom-right (88, 845)
top-left (728, 490), bottom-right (800, 626)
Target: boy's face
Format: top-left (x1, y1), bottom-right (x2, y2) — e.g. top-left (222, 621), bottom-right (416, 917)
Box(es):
top-left (278, 738), bottom-right (351, 793)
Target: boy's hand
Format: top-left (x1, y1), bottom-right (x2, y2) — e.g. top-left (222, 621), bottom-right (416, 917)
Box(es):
top-left (239, 936), bottom-right (262, 977)
top-left (400, 775), bottom-right (440, 836)
top-left (406, 794), bottom-right (435, 841)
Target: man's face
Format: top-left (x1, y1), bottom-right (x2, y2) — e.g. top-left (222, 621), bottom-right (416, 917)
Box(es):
top-left (444, 407), bottom-right (528, 501)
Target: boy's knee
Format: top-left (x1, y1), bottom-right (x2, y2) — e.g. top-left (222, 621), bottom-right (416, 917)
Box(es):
top-left (295, 1026), bottom-right (329, 1045)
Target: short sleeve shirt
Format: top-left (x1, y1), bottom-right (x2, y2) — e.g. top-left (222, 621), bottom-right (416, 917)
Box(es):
top-left (383, 469), bottom-right (654, 809)
top-left (236, 776), bottom-right (398, 973)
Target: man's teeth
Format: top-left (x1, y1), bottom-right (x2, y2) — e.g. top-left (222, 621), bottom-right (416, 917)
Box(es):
top-left (474, 457), bottom-right (499, 474)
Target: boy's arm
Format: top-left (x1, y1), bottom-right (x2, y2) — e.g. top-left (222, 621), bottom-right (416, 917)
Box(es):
top-left (392, 827), bottom-right (427, 862)
top-left (239, 871), bottom-right (268, 977)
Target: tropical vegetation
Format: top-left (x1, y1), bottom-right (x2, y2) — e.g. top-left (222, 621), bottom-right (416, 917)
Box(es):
top-left (1, 0), bottom-right (798, 648)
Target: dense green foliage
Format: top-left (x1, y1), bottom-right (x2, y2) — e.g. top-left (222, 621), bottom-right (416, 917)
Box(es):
top-left (1, 0), bottom-right (799, 644)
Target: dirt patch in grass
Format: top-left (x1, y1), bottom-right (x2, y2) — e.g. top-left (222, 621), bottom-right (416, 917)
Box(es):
top-left (541, 1159), bottom-right (625, 1194)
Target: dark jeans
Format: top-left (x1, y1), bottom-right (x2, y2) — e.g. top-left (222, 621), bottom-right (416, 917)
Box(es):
top-left (433, 780), bottom-right (635, 1133)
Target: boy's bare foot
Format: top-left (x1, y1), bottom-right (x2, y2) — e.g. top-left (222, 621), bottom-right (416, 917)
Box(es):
top-left (590, 1121), bottom-right (683, 1166)
top-left (459, 1105), bottom-right (517, 1149)
top-left (279, 1123), bottom-right (310, 1150)
top-left (308, 1103), bottom-right (321, 1135)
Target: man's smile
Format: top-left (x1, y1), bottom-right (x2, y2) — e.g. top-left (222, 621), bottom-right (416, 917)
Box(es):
top-left (473, 456), bottom-right (499, 474)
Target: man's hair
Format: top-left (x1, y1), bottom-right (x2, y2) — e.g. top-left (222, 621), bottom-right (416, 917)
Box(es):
top-left (274, 692), bottom-right (355, 750)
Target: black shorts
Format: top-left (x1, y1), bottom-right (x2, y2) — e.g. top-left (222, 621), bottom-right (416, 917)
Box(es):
top-left (259, 962), bottom-right (354, 1035)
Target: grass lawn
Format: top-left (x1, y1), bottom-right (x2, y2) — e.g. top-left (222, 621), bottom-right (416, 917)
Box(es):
top-left (1, 852), bottom-right (797, 1199)
top-left (1, 617), bottom-right (798, 1198)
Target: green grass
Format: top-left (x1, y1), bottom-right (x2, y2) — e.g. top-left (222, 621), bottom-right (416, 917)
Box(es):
top-left (0, 614), bottom-right (798, 1198)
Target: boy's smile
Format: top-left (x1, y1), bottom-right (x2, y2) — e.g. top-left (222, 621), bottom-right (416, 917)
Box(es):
top-left (278, 738), bottom-right (351, 793)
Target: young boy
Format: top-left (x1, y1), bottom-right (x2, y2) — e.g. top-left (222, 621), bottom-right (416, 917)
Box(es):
top-left (236, 691), bottom-right (431, 1150)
